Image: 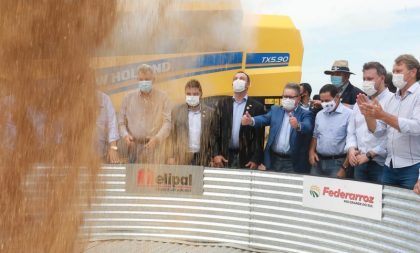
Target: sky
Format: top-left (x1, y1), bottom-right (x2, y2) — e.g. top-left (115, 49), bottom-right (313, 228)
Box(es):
top-left (242, 0), bottom-right (420, 96)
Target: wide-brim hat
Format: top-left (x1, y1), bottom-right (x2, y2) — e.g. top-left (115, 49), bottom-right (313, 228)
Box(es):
top-left (324, 60), bottom-right (355, 75)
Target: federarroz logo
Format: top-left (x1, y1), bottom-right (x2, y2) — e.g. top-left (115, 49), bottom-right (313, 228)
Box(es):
top-left (322, 186), bottom-right (375, 207)
top-left (137, 168), bottom-right (193, 192)
top-left (310, 185), bottom-right (320, 198)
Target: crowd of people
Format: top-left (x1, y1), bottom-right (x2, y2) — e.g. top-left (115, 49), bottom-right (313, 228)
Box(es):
top-left (97, 54), bottom-right (420, 194)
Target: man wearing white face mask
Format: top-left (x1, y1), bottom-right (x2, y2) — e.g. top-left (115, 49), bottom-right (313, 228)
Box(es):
top-left (167, 79), bottom-right (216, 166)
top-left (241, 83), bottom-right (314, 173)
top-left (358, 55), bottom-right (420, 193)
top-left (345, 62), bottom-right (393, 184)
top-left (118, 64), bottom-right (172, 163)
top-left (213, 71), bottom-right (265, 169)
top-left (309, 84), bottom-right (352, 178)
top-left (324, 60), bottom-right (364, 107)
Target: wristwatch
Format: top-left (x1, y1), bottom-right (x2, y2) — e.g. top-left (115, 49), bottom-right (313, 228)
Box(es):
top-left (366, 152), bottom-right (373, 161)
top-left (110, 145), bottom-right (118, 151)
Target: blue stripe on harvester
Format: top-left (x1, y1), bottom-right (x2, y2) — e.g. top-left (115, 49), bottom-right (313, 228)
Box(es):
top-left (96, 52), bottom-right (243, 86)
top-left (106, 66), bottom-right (241, 95)
top-left (245, 64), bottom-right (289, 69)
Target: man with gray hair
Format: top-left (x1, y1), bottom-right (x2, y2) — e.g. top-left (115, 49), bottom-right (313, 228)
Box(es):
top-left (358, 54), bottom-right (420, 193)
top-left (242, 83), bottom-right (313, 173)
top-left (118, 64), bottom-right (172, 163)
top-left (345, 62), bottom-right (393, 184)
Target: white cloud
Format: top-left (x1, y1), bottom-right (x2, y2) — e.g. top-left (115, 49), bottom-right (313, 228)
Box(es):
top-left (242, 0), bottom-right (420, 38)
top-left (241, 0), bottom-right (420, 94)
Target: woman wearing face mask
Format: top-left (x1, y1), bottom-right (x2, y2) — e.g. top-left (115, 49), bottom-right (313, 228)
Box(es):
top-left (167, 79), bottom-right (216, 166)
top-left (358, 54), bottom-right (420, 194)
top-left (309, 84), bottom-right (352, 178)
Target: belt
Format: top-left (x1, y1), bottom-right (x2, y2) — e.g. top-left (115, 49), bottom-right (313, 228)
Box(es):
top-left (271, 151), bottom-right (291, 159)
top-left (317, 153), bottom-right (346, 160)
top-left (133, 137), bottom-right (150, 144)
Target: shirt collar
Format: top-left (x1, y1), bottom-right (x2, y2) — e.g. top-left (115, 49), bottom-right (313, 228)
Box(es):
top-left (188, 104), bottom-right (202, 114)
top-left (139, 88), bottom-right (154, 97)
top-left (300, 102), bottom-right (310, 108)
top-left (407, 81), bottom-right (419, 94)
top-left (336, 102), bottom-right (345, 113)
top-left (232, 95), bottom-right (248, 103)
top-left (189, 109), bottom-right (201, 115)
top-left (376, 88), bottom-right (390, 101)
top-left (396, 81), bottom-right (419, 99)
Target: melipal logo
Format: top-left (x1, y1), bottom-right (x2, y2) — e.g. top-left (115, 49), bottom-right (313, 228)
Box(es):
top-left (137, 168), bottom-right (155, 186)
top-left (310, 185), bottom-right (320, 198)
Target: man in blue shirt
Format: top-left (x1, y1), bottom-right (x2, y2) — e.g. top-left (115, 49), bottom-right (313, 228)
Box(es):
top-left (309, 84), bottom-right (352, 178)
top-left (213, 71), bottom-right (265, 169)
top-left (242, 83), bottom-right (314, 173)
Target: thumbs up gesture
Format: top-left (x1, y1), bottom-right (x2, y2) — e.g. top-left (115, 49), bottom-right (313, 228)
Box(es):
top-left (288, 112), bottom-right (299, 129)
top-left (241, 111), bottom-right (253, 126)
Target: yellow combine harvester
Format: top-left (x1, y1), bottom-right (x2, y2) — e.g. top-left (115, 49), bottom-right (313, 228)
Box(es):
top-left (93, 0), bottom-right (303, 110)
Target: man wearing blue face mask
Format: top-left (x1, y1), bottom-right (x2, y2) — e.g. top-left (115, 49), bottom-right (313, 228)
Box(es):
top-left (241, 83), bottom-right (314, 173)
top-left (309, 84), bottom-right (352, 178)
top-left (324, 60), bottom-right (364, 107)
top-left (118, 64), bottom-right (172, 163)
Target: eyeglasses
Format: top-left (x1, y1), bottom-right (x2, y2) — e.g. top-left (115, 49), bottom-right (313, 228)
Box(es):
top-left (282, 95), bottom-right (299, 99)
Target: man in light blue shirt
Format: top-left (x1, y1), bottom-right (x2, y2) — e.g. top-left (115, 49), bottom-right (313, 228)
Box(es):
top-left (345, 62), bottom-right (393, 184)
top-left (359, 55), bottom-right (420, 193)
top-left (230, 95), bottom-right (247, 149)
top-left (309, 84), bottom-right (352, 178)
top-left (242, 83), bottom-right (314, 173)
top-left (213, 71), bottom-right (265, 169)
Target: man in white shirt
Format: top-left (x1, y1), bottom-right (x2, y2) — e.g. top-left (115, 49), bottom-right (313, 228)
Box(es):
top-left (345, 62), bottom-right (393, 184)
top-left (359, 55), bottom-right (420, 193)
top-left (167, 79), bottom-right (216, 166)
top-left (96, 91), bottom-right (120, 163)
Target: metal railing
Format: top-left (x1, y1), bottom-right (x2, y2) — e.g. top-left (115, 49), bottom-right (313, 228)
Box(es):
top-left (83, 165), bottom-right (420, 253)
